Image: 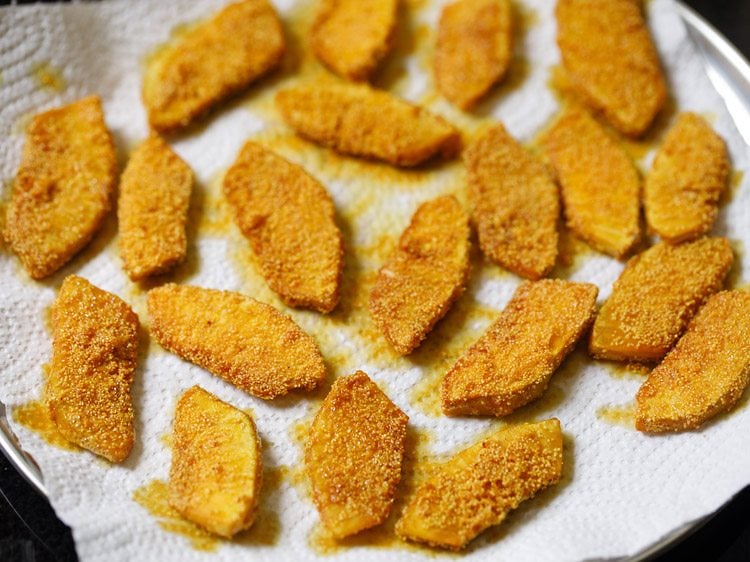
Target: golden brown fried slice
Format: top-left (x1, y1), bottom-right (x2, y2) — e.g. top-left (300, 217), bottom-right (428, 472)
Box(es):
top-left (636, 291), bottom-right (750, 433)
top-left (3, 96), bottom-right (116, 279)
top-left (442, 280), bottom-right (597, 417)
top-left (644, 113), bottom-right (729, 244)
top-left (118, 134), bottom-right (193, 281)
top-left (275, 81), bottom-right (460, 167)
top-left (142, 0), bottom-right (285, 132)
top-left (556, 0), bottom-right (667, 137)
top-left (590, 238), bottom-right (733, 362)
top-left (435, 0), bottom-right (513, 110)
top-left (169, 386), bottom-right (262, 537)
top-left (45, 275), bottom-right (138, 463)
top-left (369, 195), bottom-right (470, 355)
top-left (147, 284), bottom-right (326, 399)
top-left (223, 142), bottom-right (344, 313)
top-left (540, 106), bottom-right (641, 258)
top-left (466, 124), bottom-right (559, 279)
top-left (310, 0), bottom-right (399, 81)
top-left (306, 371), bottom-right (408, 538)
top-left (396, 418), bottom-right (563, 550)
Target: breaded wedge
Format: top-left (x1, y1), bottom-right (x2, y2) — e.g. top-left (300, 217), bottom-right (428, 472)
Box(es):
top-left (3, 96), bottom-right (116, 279)
top-left (466, 124), bottom-right (559, 279)
top-left (310, 0), bottom-right (399, 81)
top-left (369, 195), bottom-right (470, 355)
top-left (147, 284), bottom-right (326, 399)
top-left (46, 275), bottom-right (138, 463)
top-left (396, 418), bottom-right (563, 551)
top-left (306, 371), bottom-right (408, 538)
top-left (590, 238), bottom-right (733, 362)
top-left (435, 0), bottom-right (513, 109)
top-left (644, 113), bottom-right (729, 244)
top-left (636, 291), bottom-right (750, 433)
top-left (442, 280), bottom-right (597, 417)
top-left (275, 81), bottom-right (460, 167)
top-left (556, 0), bottom-right (667, 136)
top-left (142, 0), bottom-right (285, 132)
top-left (169, 386), bottom-right (262, 537)
top-left (540, 106), bottom-right (641, 258)
top-left (223, 142), bottom-right (344, 313)
top-left (118, 134), bottom-right (193, 281)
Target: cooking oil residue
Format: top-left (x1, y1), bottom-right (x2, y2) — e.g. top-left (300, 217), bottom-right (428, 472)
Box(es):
top-left (723, 169), bottom-right (745, 204)
top-left (12, 400), bottom-right (80, 452)
top-left (553, 227), bottom-right (595, 277)
top-left (596, 402), bottom-right (636, 429)
top-left (31, 61), bottom-right (66, 93)
top-left (602, 361), bottom-right (650, 380)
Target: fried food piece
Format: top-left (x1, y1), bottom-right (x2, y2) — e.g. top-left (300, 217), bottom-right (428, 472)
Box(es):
top-left (3, 96), bottom-right (116, 279)
top-left (435, 0), bottom-right (513, 110)
top-left (310, 0), bottom-right (399, 81)
top-left (539, 106), bottom-right (641, 258)
top-left (223, 142), bottom-right (344, 313)
top-left (636, 291), bottom-right (750, 433)
top-left (644, 113), bottom-right (729, 244)
top-left (396, 418), bottom-right (563, 550)
top-left (466, 124), bottom-right (559, 279)
top-left (169, 386), bottom-right (262, 537)
top-left (369, 195), bottom-right (470, 355)
top-left (118, 134), bottom-right (193, 281)
top-left (590, 238), bottom-right (733, 362)
top-left (142, 0), bottom-right (285, 132)
top-left (442, 280), bottom-right (597, 416)
top-left (275, 81), bottom-right (460, 167)
top-left (306, 371), bottom-right (408, 538)
top-left (45, 275), bottom-right (138, 463)
top-left (147, 284), bottom-right (326, 399)
top-left (556, 0), bottom-right (667, 137)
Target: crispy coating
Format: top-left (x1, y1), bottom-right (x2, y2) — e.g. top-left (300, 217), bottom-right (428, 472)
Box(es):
top-left (147, 284), bottom-right (326, 399)
top-left (275, 81), bottom-right (460, 167)
top-left (169, 386), bottom-right (262, 537)
top-left (46, 275), bottom-right (138, 463)
top-left (118, 134), bottom-right (193, 281)
top-left (310, 0), bottom-right (399, 81)
top-left (556, 0), bottom-right (667, 137)
top-left (369, 195), bottom-right (471, 355)
top-left (3, 96), bottom-right (116, 279)
top-left (442, 280), bottom-right (597, 416)
top-left (636, 291), bottom-right (750, 433)
top-left (540, 106), bottom-right (641, 258)
top-left (466, 124), bottom-right (559, 279)
top-left (223, 142), bottom-right (344, 313)
top-left (142, 0), bottom-right (285, 132)
top-left (590, 238), bottom-right (733, 362)
top-left (435, 0), bottom-right (513, 109)
top-left (306, 371), bottom-right (408, 538)
top-left (644, 112), bottom-right (729, 244)
top-left (396, 418), bottom-right (563, 550)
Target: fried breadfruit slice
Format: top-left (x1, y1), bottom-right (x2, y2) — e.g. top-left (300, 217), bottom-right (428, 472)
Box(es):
top-left (46, 275), bottom-right (138, 463)
top-left (142, 0), bottom-right (285, 133)
top-left (442, 280), bottom-right (597, 416)
top-left (636, 291), bottom-right (750, 433)
top-left (590, 237), bottom-right (733, 362)
top-left (540, 106), bottom-right (641, 258)
top-left (396, 418), bottom-right (563, 550)
top-left (3, 96), bottom-right (117, 279)
top-left (275, 81), bottom-right (460, 167)
top-left (118, 134), bottom-right (193, 281)
top-left (435, 0), bottom-right (513, 110)
top-left (466, 123), bottom-right (559, 279)
top-left (306, 371), bottom-right (408, 538)
top-left (310, 0), bottom-right (399, 81)
top-left (369, 195), bottom-right (471, 355)
top-left (147, 284), bottom-right (326, 399)
top-left (644, 112), bottom-right (729, 244)
top-left (223, 142), bottom-right (344, 313)
top-left (169, 386), bottom-right (262, 537)
top-left (556, 0), bottom-right (667, 137)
